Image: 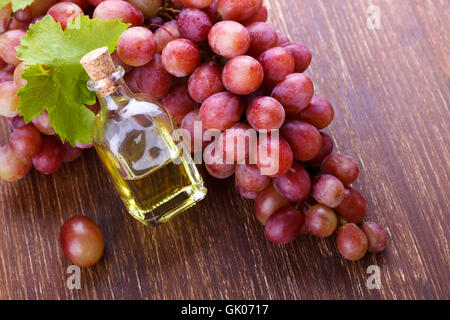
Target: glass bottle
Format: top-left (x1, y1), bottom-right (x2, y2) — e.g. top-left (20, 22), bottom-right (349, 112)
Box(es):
top-left (80, 47), bottom-right (207, 227)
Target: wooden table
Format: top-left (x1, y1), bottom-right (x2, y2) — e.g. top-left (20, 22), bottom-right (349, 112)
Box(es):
top-left (0, 0), bottom-right (449, 300)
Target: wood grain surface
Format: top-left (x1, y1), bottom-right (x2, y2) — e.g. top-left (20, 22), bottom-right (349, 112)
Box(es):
top-left (0, 0), bottom-right (449, 300)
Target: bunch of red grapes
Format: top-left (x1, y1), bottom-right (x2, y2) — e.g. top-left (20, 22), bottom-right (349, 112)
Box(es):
top-left (0, 0), bottom-right (387, 262)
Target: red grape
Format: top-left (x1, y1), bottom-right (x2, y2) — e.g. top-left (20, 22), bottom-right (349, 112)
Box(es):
top-left (177, 8), bottom-right (212, 43)
top-left (337, 223), bottom-right (368, 261)
top-left (0, 144), bottom-right (32, 181)
top-left (273, 162), bottom-right (311, 202)
top-left (247, 96), bottom-right (285, 131)
top-left (14, 7), bottom-right (33, 23)
top-left (66, 0), bottom-right (90, 11)
top-left (258, 46), bottom-right (295, 89)
top-left (162, 82), bottom-right (199, 125)
top-left (111, 51), bottom-right (132, 73)
top-left (272, 73), bottom-right (314, 115)
top-left (199, 92), bottom-right (244, 130)
top-left (242, 5), bottom-right (268, 25)
top-left (216, 123), bottom-right (254, 163)
top-left (0, 29), bottom-right (26, 66)
top-left (265, 206), bottom-right (304, 244)
top-left (235, 178), bottom-right (258, 199)
top-left (305, 204), bottom-right (338, 237)
top-left (281, 120), bottom-right (322, 161)
top-left (47, 2), bottom-right (83, 30)
top-left (32, 110), bottom-right (56, 135)
top-left (0, 81), bottom-right (20, 117)
top-left (117, 27), bottom-right (156, 67)
top-left (154, 20), bottom-right (181, 54)
top-left (217, 0), bottom-right (262, 22)
top-left (9, 124), bottom-right (42, 158)
top-left (313, 174), bottom-right (345, 208)
top-left (60, 216), bottom-right (105, 267)
top-left (322, 153), bottom-right (359, 186)
top-left (254, 184), bottom-right (290, 225)
top-left (61, 142), bottom-right (83, 163)
top-left (6, 115), bottom-right (26, 130)
top-left (295, 96), bottom-right (334, 130)
top-left (124, 54), bottom-right (172, 99)
top-left (161, 39), bottom-right (201, 77)
top-left (276, 32), bottom-right (290, 46)
top-left (208, 21), bottom-right (250, 58)
top-left (246, 22), bottom-right (277, 57)
top-left (182, 0), bottom-right (214, 9)
top-left (309, 132), bottom-right (334, 164)
top-left (235, 163), bottom-right (270, 193)
top-left (254, 134), bottom-right (293, 178)
top-left (282, 42), bottom-right (312, 73)
top-left (222, 55), bottom-right (264, 95)
top-left (93, 0), bottom-right (144, 27)
top-left (128, 0), bottom-right (161, 18)
top-left (335, 187), bottom-right (367, 223)
top-left (32, 137), bottom-right (63, 174)
top-left (362, 222), bottom-right (387, 253)
top-left (13, 62), bottom-right (28, 88)
top-left (203, 141), bottom-right (235, 178)
top-left (203, 0), bottom-right (218, 22)
top-left (188, 62), bottom-right (224, 103)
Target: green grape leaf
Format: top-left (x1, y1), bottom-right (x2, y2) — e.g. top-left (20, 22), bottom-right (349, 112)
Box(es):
top-left (0, 0), bottom-right (34, 12)
top-left (16, 15), bottom-right (129, 145)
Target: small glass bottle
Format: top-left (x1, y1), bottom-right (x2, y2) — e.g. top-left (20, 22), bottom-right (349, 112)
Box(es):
top-left (80, 47), bottom-right (207, 227)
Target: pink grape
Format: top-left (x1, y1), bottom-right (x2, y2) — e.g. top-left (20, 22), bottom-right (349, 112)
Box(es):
top-left (93, 0), bottom-right (144, 27)
top-left (188, 62), bottom-right (224, 103)
top-left (9, 124), bottom-right (42, 158)
top-left (254, 184), bottom-right (290, 225)
top-left (273, 162), bottom-right (311, 202)
top-left (235, 164), bottom-right (270, 193)
top-left (0, 144), bottom-right (33, 181)
top-left (246, 22), bottom-right (277, 57)
top-left (127, 0), bottom-right (161, 18)
top-left (217, 0), bottom-right (262, 22)
top-left (309, 132), bottom-right (334, 164)
top-left (322, 153), bottom-right (359, 186)
top-left (216, 123), bottom-right (253, 163)
top-left (61, 142), bottom-right (83, 163)
top-left (276, 32), bottom-right (290, 46)
top-left (0, 81), bottom-right (20, 117)
top-left (32, 137), bottom-right (63, 174)
top-left (180, 109), bottom-right (208, 152)
top-left (32, 110), bottom-right (56, 135)
top-left (282, 43), bottom-right (312, 73)
top-left (111, 51), bottom-right (132, 73)
top-left (312, 174), bottom-right (345, 208)
top-left (13, 62), bottom-right (28, 88)
top-left (222, 55), bottom-right (264, 95)
top-left (305, 204), bottom-right (338, 237)
top-left (154, 20), bottom-right (181, 54)
top-left (272, 73), bottom-right (314, 115)
top-left (258, 46), bottom-right (295, 88)
top-left (161, 39), bottom-right (201, 77)
top-left (117, 27), bottom-right (156, 67)
top-left (6, 116), bottom-right (26, 129)
top-left (295, 96), bottom-right (334, 130)
top-left (162, 82), bottom-right (199, 125)
top-left (335, 187), bottom-right (367, 223)
top-left (47, 2), bottom-right (83, 30)
top-left (182, 0), bottom-right (214, 8)
top-left (337, 223), bottom-right (368, 261)
top-left (0, 29), bottom-right (26, 66)
top-left (246, 96), bottom-right (285, 131)
top-left (177, 8), bottom-right (212, 43)
top-left (242, 5), bottom-right (268, 25)
top-left (203, 142), bottom-right (235, 179)
top-left (66, 0), bottom-right (90, 11)
top-left (255, 135), bottom-right (293, 178)
top-left (124, 54), bottom-right (172, 99)
top-left (235, 178), bottom-right (258, 200)
top-left (199, 92), bottom-right (244, 130)
top-left (265, 206), bottom-right (304, 244)
top-left (281, 120), bottom-right (322, 162)
top-left (14, 7), bottom-right (33, 23)
top-left (362, 222), bottom-right (387, 254)
top-left (208, 21), bottom-right (250, 59)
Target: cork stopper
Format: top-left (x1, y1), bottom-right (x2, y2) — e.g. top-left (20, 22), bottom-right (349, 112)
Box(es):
top-left (80, 47), bottom-right (115, 81)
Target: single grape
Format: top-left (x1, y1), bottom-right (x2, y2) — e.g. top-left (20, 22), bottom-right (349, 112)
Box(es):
top-left (117, 27), bottom-right (156, 67)
top-left (6, 115), bottom-right (26, 130)
top-left (254, 134), bottom-right (293, 178)
top-left (235, 177), bottom-right (258, 200)
top-left (295, 96), bottom-right (334, 130)
top-left (180, 109), bottom-right (208, 153)
top-left (9, 124), bottom-right (42, 158)
top-left (208, 21), bottom-right (250, 58)
top-left (322, 153), bottom-right (359, 186)
top-left (254, 184), bottom-right (290, 225)
top-left (242, 5), bottom-right (268, 25)
top-left (282, 43), bottom-right (312, 73)
top-left (199, 92), bottom-right (244, 130)
top-left (32, 110), bottom-right (56, 135)
top-left (362, 222), bottom-right (387, 253)
top-left (0, 81), bottom-right (20, 117)
top-left (246, 22), bottom-right (278, 57)
top-left (162, 82), bottom-right (199, 125)
top-left (273, 162), bottom-right (311, 202)
top-left (47, 2), bottom-right (83, 30)
top-left (258, 46), bottom-right (295, 89)
top-left (281, 120), bottom-right (322, 162)
top-left (335, 187), bottom-right (367, 223)
top-left (0, 144), bottom-right (33, 181)
top-left (177, 8), bottom-right (212, 43)
top-left (32, 136), bottom-right (63, 174)
top-left (308, 132), bottom-right (334, 164)
top-left (247, 96), bottom-right (285, 131)
top-left (222, 55), bottom-right (264, 95)
top-left (217, 0), bottom-right (263, 22)
top-left (13, 62), bottom-right (28, 88)
top-left (93, 0), bottom-right (144, 27)
top-left (272, 73), bottom-right (314, 115)
top-left (154, 20), bottom-right (181, 54)
top-left (124, 54), bottom-right (172, 99)
top-left (127, 0), bottom-right (162, 18)
top-left (182, 0), bottom-right (214, 9)
top-left (235, 163), bottom-right (270, 193)
top-left (61, 142), bottom-right (83, 163)
top-left (161, 39), bottom-right (201, 77)
top-left (337, 223), bottom-right (368, 261)
top-left (265, 206), bottom-right (304, 244)
top-left (305, 204), bottom-right (338, 237)
top-left (203, 141), bottom-right (235, 179)
top-left (60, 216), bottom-right (105, 267)
top-left (276, 32), bottom-right (290, 46)
top-left (14, 7), bottom-right (33, 23)
top-left (188, 62), bottom-right (224, 103)
top-left (0, 29), bottom-right (26, 66)
top-left (313, 174), bottom-right (345, 208)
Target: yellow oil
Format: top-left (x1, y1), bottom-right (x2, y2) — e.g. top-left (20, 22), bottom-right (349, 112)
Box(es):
top-left (94, 97), bottom-right (207, 226)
